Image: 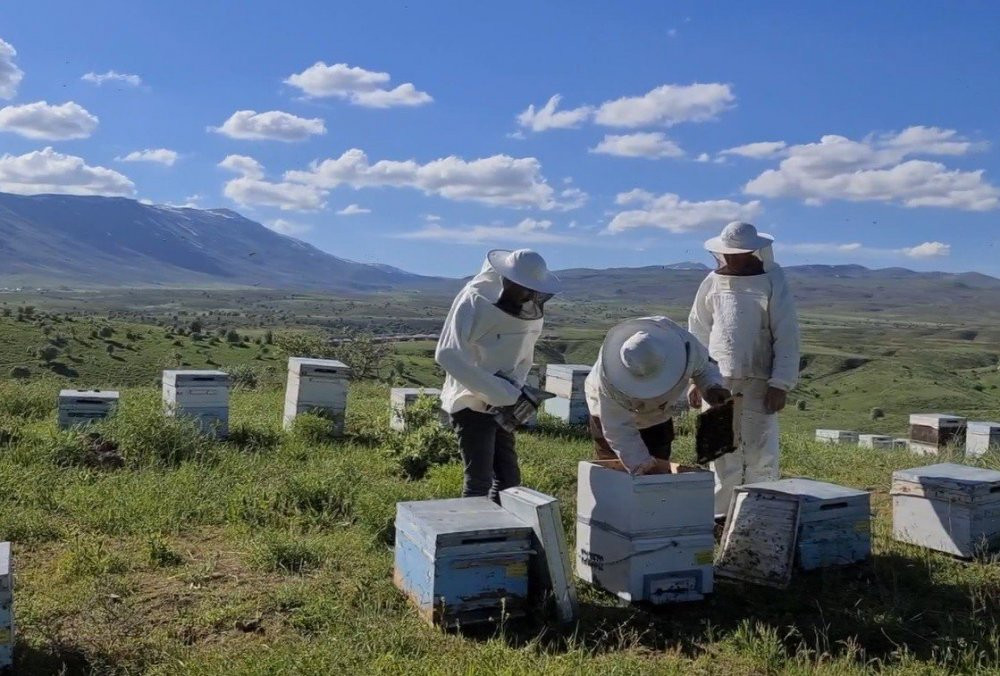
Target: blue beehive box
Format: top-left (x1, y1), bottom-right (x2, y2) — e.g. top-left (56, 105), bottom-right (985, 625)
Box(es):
top-left (0, 542), bottom-right (12, 669)
top-left (394, 498), bottom-right (533, 627)
top-left (739, 478), bottom-right (871, 570)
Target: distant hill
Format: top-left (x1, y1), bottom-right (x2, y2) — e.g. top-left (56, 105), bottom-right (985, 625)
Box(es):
top-left (0, 192), bottom-right (443, 292)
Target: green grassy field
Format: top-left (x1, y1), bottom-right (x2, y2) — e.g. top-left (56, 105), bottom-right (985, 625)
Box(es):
top-left (0, 379), bottom-right (999, 674)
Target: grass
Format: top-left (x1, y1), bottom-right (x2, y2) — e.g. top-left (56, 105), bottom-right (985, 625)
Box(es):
top-left (0, 378), bottom-right (996, 674)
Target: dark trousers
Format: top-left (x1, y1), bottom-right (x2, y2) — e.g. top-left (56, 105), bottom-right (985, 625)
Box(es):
top-left (450, 408), bottom-right (520, 503)
top-left (589, 416), bottom-right (674, 463)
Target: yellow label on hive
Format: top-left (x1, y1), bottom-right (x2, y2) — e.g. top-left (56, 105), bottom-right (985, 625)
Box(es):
top-left (695, 550), bottom-right (714, 565)
top-left (506, 562), bottom-right (527, 578)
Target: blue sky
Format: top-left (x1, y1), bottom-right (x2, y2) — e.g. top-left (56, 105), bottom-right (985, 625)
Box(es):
top-left (1, 1), bottom-right (999, 277)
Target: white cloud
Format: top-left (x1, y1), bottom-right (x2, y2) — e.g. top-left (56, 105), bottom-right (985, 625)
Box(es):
top-left (720, 141), bottom-right (787, 159)
top-left (0, 39), bottom-right (23, 100)
top-left (336, 203), bottom-right (371, 215)
top-left (594, 83), bottom-right (735, 128)
top-left (607, 190), bottom-right (761, 234)
top-left (0, 147), bottom-right (135, 196)
top-left (668, 28), bottom-right (678, 38)
top-left (517, 95), bottom-right (592, 132)
top-left (284, 62), bottom-right (432, 108)
top-left (423, 214), bottom-right (441, 222)
top-left (210, 110), bottom-right (326, 141)
top-left (81, 70), bottom-right (142, 87)
top-left (285, 148), bottom-right (581, 210)
top-left (117, 148), bottom-right (178, 166)
top-left (590, 132), bottom-right (684, 159)
top-left (219, 155), bottom-right (325, 211)
top-left (779, 242), bottom-right (865, 255)
top-left (268, 219), bottom-right (312, 236)
top-left (745, 127), bottom-right (998, 211)
top-left (902, 241), bottom-right (950, 258)
top-left (399, 218), bottom-right (576, 245)
top-left (696, 153), bottom-right (711, 163)
top-left (0, 101), bottom-right (98, 140)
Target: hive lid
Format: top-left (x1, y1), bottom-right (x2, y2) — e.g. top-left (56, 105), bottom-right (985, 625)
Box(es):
top-left (59, 389), bottom-right (119, 398)
top-left (288, 357), bottom-right (351, 375)
top-left (968, 421), bottom-right (1000, 434)
top-left (893, 462), bottom-right (1000, 486)
top-left (716, 489), bottom-right (800, 589)
top-left (396, 498), bottom-right (531, 546)
top-left (581, 459), bottom-right (714, 488)
top-left (546, 364), bottom-right (591, 375)
top-left (909, 413), bottom-right (966, 427)
top-left (741, 478), bottom-right (869, 501)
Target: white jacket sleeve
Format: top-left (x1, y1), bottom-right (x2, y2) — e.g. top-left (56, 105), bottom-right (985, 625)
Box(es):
top-left (767, 270), bottom-right (800, 392)
top-left (688, 276), bottom-right (714, 350)
top-left (435, 296), bottom-right (521, 407)
top-left (596, 391), bottom-right (654, 474)
top-left (688, 337), bottom-right (725, 394)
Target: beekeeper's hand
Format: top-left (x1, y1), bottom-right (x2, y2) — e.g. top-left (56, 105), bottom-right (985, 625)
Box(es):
top-left (634, 457), bottom-right (673, 476)
top-left (703, 386), bottom-right (732, 408)
top-left (764, 387), bottom-right (787, 414)
top-left (687, 383), bottom-right (702, 409)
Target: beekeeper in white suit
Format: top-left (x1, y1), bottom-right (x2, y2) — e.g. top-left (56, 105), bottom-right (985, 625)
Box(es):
top-left (585, 317), bottom-right (731, 475)
top-left (688, 221), bottom-right (800, 518)
top-left (436, 249), bottom-right (561, 502)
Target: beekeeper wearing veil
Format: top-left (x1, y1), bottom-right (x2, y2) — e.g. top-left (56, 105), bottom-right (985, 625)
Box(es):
top-left (436, 249), bottom-right (561, 502)
top-left (688, 221), bottom-right (800, 518)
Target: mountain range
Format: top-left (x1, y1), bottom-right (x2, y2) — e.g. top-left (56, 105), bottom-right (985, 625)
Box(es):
top-left (0, 192), bottom-right (997, 317)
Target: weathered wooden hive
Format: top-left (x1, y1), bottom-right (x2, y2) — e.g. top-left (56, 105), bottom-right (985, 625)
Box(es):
top-left (859, 434), bottom-right (894, 449)
top-left (815, 429), bottom-right (859, 445)
top-left (575, 460), bottom-right (715, 604)
top-left (393, 498), bottom-right (533, 627)
top-left (543, 364), bottom-right (590, 425)
top-left (389, 387), bottom-right (447, 431)
top-left (966, 422), bottom-right (1000, 459)
top-left (909, 414), bottom-right (966, 455)
top-left (282, 357), bottom-right (351, 436)
top-left (891, 463), bottom-right (1000, 558)
top-left (162, 370), bottom-right (230, 439)
top-left (57, 389), bottom-right (119, 429)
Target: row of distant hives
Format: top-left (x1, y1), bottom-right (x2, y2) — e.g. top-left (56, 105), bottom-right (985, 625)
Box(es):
top-left (817, 414), bottom-right (1000, 457)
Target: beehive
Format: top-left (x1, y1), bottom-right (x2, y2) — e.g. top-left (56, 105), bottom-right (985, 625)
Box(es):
top-left (57, 389), bottom-right (119, 429)
top-left (575, 460), bottom-right (715, 603)
top-left (909, 414), bottom-right (966, 455)
top-left (815, 429), bottom-right (859, 445)
top-left (893, 438), bottom-right (910, 450)
top-left (282, 357), bottom-right (351, 436)
top-left (891, 463), bottom-right (1000, 558)
top-left (859, 434), bottom-right (894, 449)
top-left (718, 479), bottom-right (871, 585)
top-left (0, 542), bottom-right (12, 669)
top-left (966, 422), bottom-right (1000, 458)
top-left (543, 396), bottom-right (590, 425)
top-left (544, 364), bottom-right (591, 399)
top-left (393, 498), bottom-right (533, 627)
top-left (162, 370), bottom-right (229, 439)
top-left (389, 388), bottom-right (448, 431)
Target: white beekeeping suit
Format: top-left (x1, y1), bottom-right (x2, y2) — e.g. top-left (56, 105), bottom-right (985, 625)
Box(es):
top-left (688, 222), bottom-right (800, 517)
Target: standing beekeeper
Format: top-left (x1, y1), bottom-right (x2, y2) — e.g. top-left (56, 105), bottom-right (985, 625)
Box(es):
top-left (585, 316), bottom-right (731, 475)
top-left (436, 249), bottom-right (561, 502)
top-left (688, 221), bottom-right (800, 517)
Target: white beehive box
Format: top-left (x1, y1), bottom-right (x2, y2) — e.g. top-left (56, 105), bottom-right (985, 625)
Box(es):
top-left (283, 358), bottom-right (351, 435)
top-left (544, 364), bottom-right (590, 400)
top-left (815, 429), bottom-right (859, 445)
top-left (892, 463), bottom-right (1000, 558)
top-left (162, 370), bottom-right (229, 439)
top-left (893, 439), bottom-right (910, 450)
top-left (575, 460), bottom-right (715, 604)
top-left (0, 542), bottom-right (12, 669)
top-left (966, 422), bottom-right (1000, 458)
top-left (909, 413), bottom-right (966, 455)
top-left (544, 397), bottom-right (589, 425)
top-left (390, 388), bottom-right (448, 431)
top-left (57, 389), bottom-right (119, 429)
top-left (859, 434), bottom-right (894, 449)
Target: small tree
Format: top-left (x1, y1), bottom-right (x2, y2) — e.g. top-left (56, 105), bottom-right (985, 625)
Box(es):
top-left (98, 326), bottom-right (114, 338)
top-left (870, 407), bottom-right (885, 421)
top-left (226, 329), bottom-right (241, 343)
top-left (796, 400), bottom-right (807, 411)
top-left (189, 319), bottom-right (203, 334)
top-left (37, 345), bottom-right (59, 362)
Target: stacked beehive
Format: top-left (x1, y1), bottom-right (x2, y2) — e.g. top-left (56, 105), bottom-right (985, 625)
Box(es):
top-left (892, 463), bottom-right (1000, 558)
top-left (859, 434), bottom-right (894, 449)
top-left (57, 389), bottom-right (119, 429)
top-left (390, 388), bottom-right (448, 431)
top-left (543, 364), bottom-right (591, 425)
top-left (815, 429), bottom-right (859, 445)
top-left (575, 460), bottom-right (715, 604)
top-left (283, 357), bottom-right (351, 436)
top-left (909, 413), bottom-right (966, 455)
top-left (393, 498), bottom-right (533, 626)
top-left (966, 422), bottom-right (1000, 458)
top-left (162, 370), bottom-right (230, 439)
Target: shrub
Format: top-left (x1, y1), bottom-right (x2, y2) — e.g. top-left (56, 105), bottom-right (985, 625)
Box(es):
top-left (870, 407), bottom-right (885, 421)
top-left (288, 411), bottom-right (340, 446)
top-left (796, 399), bottom-right (807, 411)
top-left (387, 396), bottom-right (459, 480)
top-left (37, 345), bottom-right (60, 362)
top-left (98, 397), bottom-right (217, 467)
top-left (227, 422), bottom-right (283, 453)
top-left (228, 364), bottom-right (261, 390)
top-left (146, 535), bottom-right (184, 568)
top-left (8, 366), bottom-right (30, 379)
top-left (98, 326), bottom-right (114, 338)
top-left (226, 329), bottom-right (241, 343)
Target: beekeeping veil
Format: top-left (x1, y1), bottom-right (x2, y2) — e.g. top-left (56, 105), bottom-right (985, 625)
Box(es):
top-left (484, 249), bottom-right (562, 320)
top-left (704, 221), bottom-right (776, 271)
